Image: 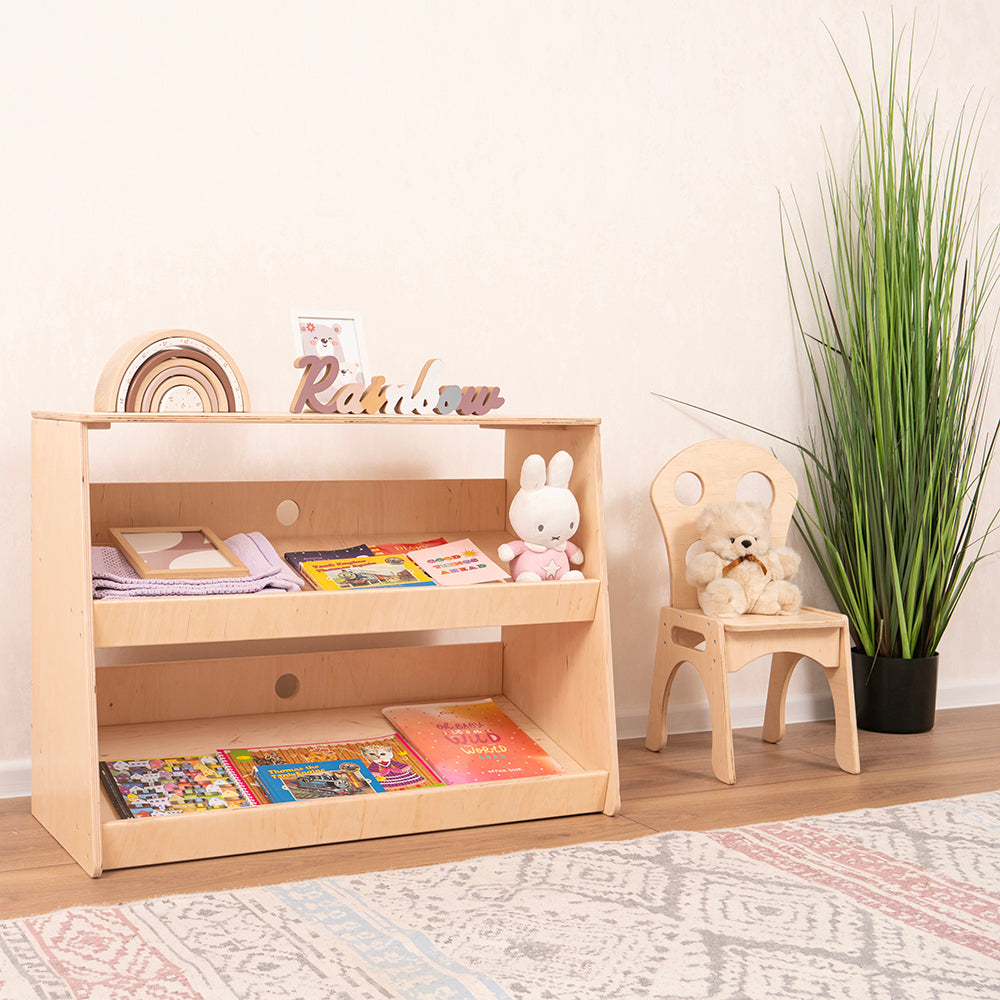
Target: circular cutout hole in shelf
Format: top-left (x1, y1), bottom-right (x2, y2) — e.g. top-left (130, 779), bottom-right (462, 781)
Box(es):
top-left (275, 499), bottom-right (300, 526)
top-left (274, 673), bottom-right (300, 699)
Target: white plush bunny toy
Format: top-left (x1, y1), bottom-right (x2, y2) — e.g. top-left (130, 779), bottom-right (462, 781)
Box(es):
top-left (498, 450), bottom-right (585, 582)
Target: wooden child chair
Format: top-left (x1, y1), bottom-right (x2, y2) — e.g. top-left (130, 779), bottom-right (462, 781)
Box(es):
top-left (645, 439), bottom-right (860, 783)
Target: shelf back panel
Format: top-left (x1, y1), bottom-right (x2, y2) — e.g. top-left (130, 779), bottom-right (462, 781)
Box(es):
top-left (96, 643), bottom-right (503, 726)
top-left (89, 479), bottom-right (506, 541)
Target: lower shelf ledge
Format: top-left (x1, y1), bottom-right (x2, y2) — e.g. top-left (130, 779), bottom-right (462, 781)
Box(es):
top-left (98, 770), bottom-right (612, 871)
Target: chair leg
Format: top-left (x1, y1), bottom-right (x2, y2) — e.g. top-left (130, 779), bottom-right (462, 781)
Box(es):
top-left (825, 639), bottom-right (861, 774)
top-left (689, 657), bottom-right (735, 785)
top-left (645, 618), bottom-right (682, 752)
top-left (646, 614), bottom-right (735, 783)
top-left (762, 652), bottom-right (801, 745)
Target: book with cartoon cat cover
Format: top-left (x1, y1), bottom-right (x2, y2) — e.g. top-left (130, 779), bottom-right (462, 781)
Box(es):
top-left (217, 734), bottom-right (442, 804)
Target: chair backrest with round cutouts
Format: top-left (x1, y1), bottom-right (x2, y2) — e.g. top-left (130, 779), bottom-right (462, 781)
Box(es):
top-left (650, 439), bottom-right (799, 609)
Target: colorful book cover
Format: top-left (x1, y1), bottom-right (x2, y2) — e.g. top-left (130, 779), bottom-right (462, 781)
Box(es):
top-left (254, 759), bottom-right (384, 802)
top-left (381, 699), bottom-right (564, 784)
top-left (99, 755), bottom-right (254, 818)
top-left (218, 734), bottom-right (443, 804)
top-left (283, 544), bottom-right (373, 573)
top-left (298, 553), bottom-right (436, 591)
top-left (407, 538), bottom-right (510, 586)
top-left (369, 537), bottom-right (448, 556)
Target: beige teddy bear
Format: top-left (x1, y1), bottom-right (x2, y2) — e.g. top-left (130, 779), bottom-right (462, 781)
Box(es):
top-left (685, 501), bottom-right (802, 617)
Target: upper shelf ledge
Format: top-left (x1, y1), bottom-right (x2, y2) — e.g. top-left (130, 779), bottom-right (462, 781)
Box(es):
top-left (31, 411), bottom-right (600, 428)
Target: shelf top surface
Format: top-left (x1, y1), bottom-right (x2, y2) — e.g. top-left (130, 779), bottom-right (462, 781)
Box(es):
top-left (32, 411), bottom-right (601, 428)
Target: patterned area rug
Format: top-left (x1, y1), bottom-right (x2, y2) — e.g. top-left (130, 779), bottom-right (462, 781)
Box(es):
top-left (2, 791), bottom-right (999, 999)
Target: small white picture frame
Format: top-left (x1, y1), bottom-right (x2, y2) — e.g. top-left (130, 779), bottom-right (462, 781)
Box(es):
top-left (291, 310), bottom-right (370, 405)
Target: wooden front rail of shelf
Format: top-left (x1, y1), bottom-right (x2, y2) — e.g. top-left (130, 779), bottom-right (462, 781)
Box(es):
top-left (91, 580), bottom-right (602, 646)
top-left (99, 772), bottom-right (610, 869)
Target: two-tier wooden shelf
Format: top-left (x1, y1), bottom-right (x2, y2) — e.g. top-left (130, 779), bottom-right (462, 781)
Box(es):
top-left (30, 412), bottom-right (619, 877)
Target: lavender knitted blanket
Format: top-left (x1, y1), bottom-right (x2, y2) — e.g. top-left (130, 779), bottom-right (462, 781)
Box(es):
top-left (92, 531), bottom-right (302, 599)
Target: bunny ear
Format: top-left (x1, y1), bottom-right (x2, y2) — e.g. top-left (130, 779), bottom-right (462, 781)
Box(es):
top-left (520, 454), bottom-right (547, 491)
top-left (546, 450), bottom-right (574, 489)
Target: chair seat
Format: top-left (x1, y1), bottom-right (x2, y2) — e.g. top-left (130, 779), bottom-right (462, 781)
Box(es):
top-left (669, 606), bottom-right (847, 632)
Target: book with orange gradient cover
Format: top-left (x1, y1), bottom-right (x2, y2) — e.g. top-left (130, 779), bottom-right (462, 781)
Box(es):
top-left (380, 699), bottom-right (563, 784)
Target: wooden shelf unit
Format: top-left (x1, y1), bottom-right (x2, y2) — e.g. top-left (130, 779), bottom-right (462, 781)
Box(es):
top-left (30, 412), bottom-right (619, 876)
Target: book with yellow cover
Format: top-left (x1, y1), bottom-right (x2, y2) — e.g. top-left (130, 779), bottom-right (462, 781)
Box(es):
top-left (298, 553), bottom-right (435, 591)
top-left (381, 698), bottom-right (564, 784)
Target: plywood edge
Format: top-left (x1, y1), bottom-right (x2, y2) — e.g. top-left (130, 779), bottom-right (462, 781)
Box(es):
top-left (30, 417), bottom-right (103, 876)
top-left (32, 411), bottom-right (599, 427)
top-left (99, 771), bottom-right (610, 870)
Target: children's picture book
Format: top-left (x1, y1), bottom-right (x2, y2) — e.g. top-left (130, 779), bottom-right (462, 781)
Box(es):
top-left (381, 699), bottom-right (564, 784)
top-left (283, 544), bottom-right (373, 573)
top-left (99, 755), bottom-right (254, 819)
top-left (254, 759), bottom-right (384, 802)
top-left (298, 553), bottom-right (436, 591)
top-left (369, 537), bottom-right (448, 556)
top-left (218, 734), bottom-right (443, 804)
top-left (407, 538), bottom-right (510, 586)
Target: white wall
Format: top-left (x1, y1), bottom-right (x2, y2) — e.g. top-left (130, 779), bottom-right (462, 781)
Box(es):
top-left (3, 1), bottom-right (999, 795)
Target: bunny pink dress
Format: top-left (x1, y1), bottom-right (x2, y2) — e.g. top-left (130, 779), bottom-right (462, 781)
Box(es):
top-left (505, 540), bottom-right (581, 580)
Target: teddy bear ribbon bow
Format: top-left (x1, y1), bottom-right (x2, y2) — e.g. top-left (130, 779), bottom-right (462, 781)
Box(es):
top-left (722, 554), bottom-right (768, 576)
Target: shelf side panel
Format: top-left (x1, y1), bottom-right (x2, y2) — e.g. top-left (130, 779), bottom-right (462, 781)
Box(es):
top-left (501, 424), bottom-right (620, 815)
top-left (31, 418), bottom-right (103, 876)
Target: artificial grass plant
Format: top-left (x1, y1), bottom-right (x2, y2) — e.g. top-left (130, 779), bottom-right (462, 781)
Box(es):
top-left (782, 20), bottom-right (1000, 659)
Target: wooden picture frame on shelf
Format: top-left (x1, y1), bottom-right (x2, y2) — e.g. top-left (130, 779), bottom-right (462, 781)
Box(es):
top-left (109, 526), bottom-right (249, 580)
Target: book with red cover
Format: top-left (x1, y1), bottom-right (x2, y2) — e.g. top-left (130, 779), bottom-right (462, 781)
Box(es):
top-left (380, 699), bottom-right (563, 784)
top-left (369, 537), bottom-right (447, 556)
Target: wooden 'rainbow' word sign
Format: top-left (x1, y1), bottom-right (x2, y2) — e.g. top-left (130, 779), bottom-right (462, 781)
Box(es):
top-left (291, 358), bottom-right (505, 416)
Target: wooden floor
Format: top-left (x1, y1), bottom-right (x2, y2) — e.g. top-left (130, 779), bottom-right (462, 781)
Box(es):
top-left (2, 704), bottom-right (998, 920)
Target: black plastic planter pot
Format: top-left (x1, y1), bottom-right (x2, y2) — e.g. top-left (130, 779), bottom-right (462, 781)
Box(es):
top-left (850, 651), bottom-right (939, 734)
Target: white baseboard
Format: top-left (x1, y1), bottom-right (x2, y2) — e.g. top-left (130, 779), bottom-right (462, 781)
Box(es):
top-left (614, 679), bottom-right (1000, 741)
top-left (1, 681), bottom-right (998, 799)
top-left (614, 690), bottom-right (836, 741)
top-left (0, 759), bottom-right (30, 799)
top-left (935, 680), bottom-right (1000, 711)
